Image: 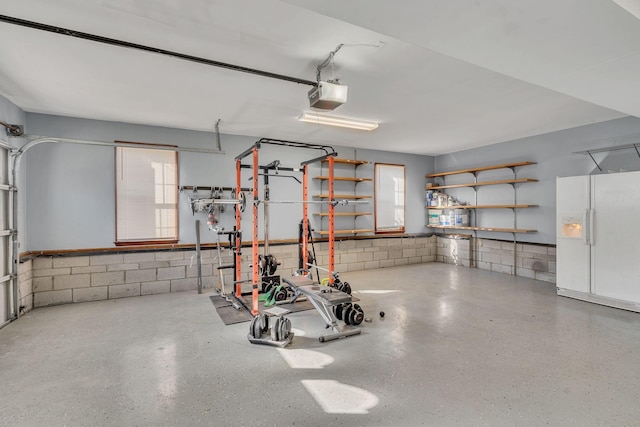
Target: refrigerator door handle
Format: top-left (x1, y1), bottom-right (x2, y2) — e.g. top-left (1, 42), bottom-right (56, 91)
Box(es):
top-left (589, 209), bottom-right (595, 246)
top-left (583, 209), bottom-right (589, 245)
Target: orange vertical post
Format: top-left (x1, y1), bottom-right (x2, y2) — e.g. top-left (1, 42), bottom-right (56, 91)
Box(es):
top-left (235, 159), bottom-right (242, 297)
top-left (328, 156), bottom-right (335, 284)
top-left (251, 147), bottom-right (259, 315)
top-left (302, 164), bottom-right (309, 271)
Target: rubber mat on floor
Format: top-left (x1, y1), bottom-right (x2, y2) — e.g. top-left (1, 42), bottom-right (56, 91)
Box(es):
top-left (210, 295), bottom-right (253, 325)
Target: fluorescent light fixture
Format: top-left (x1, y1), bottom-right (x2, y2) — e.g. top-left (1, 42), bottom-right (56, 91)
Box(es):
top-left (298, 111), bottom-right (379, 131)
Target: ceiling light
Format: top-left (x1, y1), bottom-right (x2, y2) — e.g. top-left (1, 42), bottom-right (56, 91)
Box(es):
top-left (298, 112), bottom-right (379, 131)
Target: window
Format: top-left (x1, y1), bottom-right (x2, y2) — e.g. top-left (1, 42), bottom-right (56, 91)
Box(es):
top-left (115, 144), bottom-right (178, 244)
top-left (374, 163), bottom-right (405, 233)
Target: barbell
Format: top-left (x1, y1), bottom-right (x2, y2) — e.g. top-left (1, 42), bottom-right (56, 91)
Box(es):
top-left (190, 194), bottom-right (368, 213)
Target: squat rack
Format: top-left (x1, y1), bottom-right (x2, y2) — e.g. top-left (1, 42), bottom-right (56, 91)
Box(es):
top-left (234, 138), bottom-right (338, 315)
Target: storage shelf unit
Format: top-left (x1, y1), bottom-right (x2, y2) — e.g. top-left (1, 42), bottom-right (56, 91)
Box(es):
top-left (425, 161), bottom-right (537, 273)
top-left (426, 204), bottom-right (537, 209)
top-left (315, 158), bottom-right (372, 235)
top-left (428, 178), bottom-right (538, 190)
top-left (314, 176), bottom-right (372, 183)
top-left (429, 225), bottom-right (536, 233)
top-left (426, 161), bottom-right (536, 178)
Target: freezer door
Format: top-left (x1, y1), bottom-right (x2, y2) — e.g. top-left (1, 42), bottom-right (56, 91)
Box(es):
top-left (556, 176), bottom-right (590, 293)
top-left (591, 171), bottom-right (640, 303)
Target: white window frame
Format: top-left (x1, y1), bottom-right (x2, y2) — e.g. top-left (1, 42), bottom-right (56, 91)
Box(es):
top-left (115, 143), bottom-right (178, 245)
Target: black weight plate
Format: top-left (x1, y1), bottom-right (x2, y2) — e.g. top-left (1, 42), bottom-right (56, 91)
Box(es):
top-left (352, 310), bottom-right (364, 326)
top-left (342, 282), bottom-right (352, 295)
top-left (335, 304), bottom-right (344, 321)
top-left (344, 306), bottom-right (353, 325)
top-left (274, 288), bottom-right (287, 301)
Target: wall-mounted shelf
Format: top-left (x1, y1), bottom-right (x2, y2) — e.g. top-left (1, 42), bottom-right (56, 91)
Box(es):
top-left (426, 161), bottom-right (536, 178)
top-left (428, 178), bottom-right (538, 190)
top-left (314, 176), bottom-right (372, 182)
top-left (425, 160), bottom-right (537, 274)
top-left (316, 158), bottom-right (373, 236)
top-left (323, 158), bottom-right (370, 166)
top-left (429, 225), bottom-right (536, 233)
top-left (426, 204), bottom-right (537, 210)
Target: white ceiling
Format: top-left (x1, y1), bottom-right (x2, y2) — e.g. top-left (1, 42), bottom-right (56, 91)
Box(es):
top-left (0, 0), bottom-right (637, 155)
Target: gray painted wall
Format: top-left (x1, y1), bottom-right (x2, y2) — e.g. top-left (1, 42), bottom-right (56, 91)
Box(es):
top-left (434, 116), bottom-right (640, 244)
top-left (24, 113), bottom-right (434, 251)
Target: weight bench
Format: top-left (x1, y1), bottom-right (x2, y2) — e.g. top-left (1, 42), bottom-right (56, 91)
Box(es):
top-left (282, 275), bottom-right (361, 342)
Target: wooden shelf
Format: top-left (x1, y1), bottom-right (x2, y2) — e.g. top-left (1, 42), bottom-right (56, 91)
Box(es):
top-left (315, 194), bottom-right (372, 199)
top-left (323, 158), bottom-right (370, 166)
top-left (427, 178), bottom-right (538, 190)
top-left (428, 225), bottom-right (537, 233)
top-left (426, 204), bottom-right (538, 209)
top-left (314, 212), bottom-right (372, 217)
top-left (426, 161), bottom-right (536, 178)
top-left (314, 176), bottom-right (372, 182)
top-left (315, 229), bottom-right (373, 235)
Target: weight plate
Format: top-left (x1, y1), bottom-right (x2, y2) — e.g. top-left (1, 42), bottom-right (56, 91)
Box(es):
top-left (267, 254), bottom-right (278, 275)
top-left (342, 282), bottom-right (352, 295)
top-left (344, 306), bottom-right (353, 325)
top-left (259, 313), bottom-right (269, 332)
top-left (250, 317), bottom-right (262, 339)
top-left (335, 304), bottom-right (344, 321)
top-left (352, 310), bottom-right (364, 326)
top-left (271, 317), bottom-right (281, 341)
top-left (275, 287), bottom-right (287, 301)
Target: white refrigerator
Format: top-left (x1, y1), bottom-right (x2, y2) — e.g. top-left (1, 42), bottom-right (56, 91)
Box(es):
top-left (556, 171), bottom-right (640, 312)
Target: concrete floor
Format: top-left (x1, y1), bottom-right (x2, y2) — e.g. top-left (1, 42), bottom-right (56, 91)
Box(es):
top-left (1, 263), bottom-right (640, 426)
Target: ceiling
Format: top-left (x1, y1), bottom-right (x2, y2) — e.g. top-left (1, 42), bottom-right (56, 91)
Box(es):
top-left (0, 0), bottom-right (638, 155)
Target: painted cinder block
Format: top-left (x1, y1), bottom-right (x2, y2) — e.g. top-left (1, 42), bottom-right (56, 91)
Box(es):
top-left (91, 271), bottom-right (125, 287)
top-left (364, 260), bottom-right (380, 270)
top-left (33, 276), bottom-right (53, 292)
top-left (33, 257), bottom-right (53, 270)
top-left (373, 250), bottom-right (389, 260)
top-left (346, 262), bottom-right (364, 272)
top-left (73, 286), bottom-right (108, 303)
top-left (155, 251), bottom-right (185, 261)
top-left (107, 263), bottom-right (139, 272)
top-left (379, 259), bottom-right (395, 268)
top-left (141, 280), bottom-right (171, 295)
top-left (72, 265), bottom-right (107, 274)
top-left (109, 283), bottom-right (141, 299)
top-left (186, 263), bottom-right (213, 278)
top-left (90, 254), bottom-right (124, 266)
top-left (54, 274), bottom-right (91, 290)
top-left (53, 256), bottom-right (89, 268)
top-left (33, 267), bottom-right (71, 278)
top-left (158, 266), bottom-right (186, 280)
top-left (357, 252), bottom-right (374, 262)
top-left (34, 289), bottom-right (72, 307)
top-left (123, 252), bottom-right (155, 263)
top-left (125, 269), bottom-right (157, 283)
top-left (170, 278), bottom-right (198, 292)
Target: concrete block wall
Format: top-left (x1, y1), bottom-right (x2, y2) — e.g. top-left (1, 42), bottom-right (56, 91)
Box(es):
top-left (18, 259), bottom-right (34, 314)
top-left (436, 236), bottom-right (556, 283)
top-left (30, 236), bottom-right (438, 308)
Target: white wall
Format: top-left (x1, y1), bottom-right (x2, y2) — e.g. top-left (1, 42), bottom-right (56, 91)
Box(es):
top-left (24, 113), bottom-right (434, 251)
top-left (434, 116), bottom-right (640, 244)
